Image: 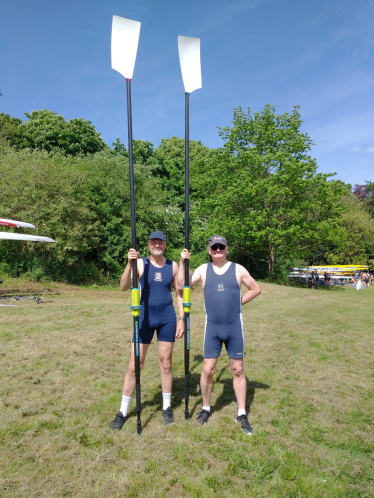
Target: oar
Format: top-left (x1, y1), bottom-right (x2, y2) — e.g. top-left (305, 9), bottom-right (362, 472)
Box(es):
top-left (111, 15), bottom-right (142, 435)
top-left (178, 35), bottom-right (202, 420)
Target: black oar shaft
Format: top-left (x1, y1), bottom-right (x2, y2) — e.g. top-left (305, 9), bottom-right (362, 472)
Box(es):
top-left (127, 78), bottom-right (141, 435)
top-left (185, 92), bottom-right (190, 260)
top-left (127, 80), bottom-right (137, 262)
top-left (184, 92), bottom-right (190, 420)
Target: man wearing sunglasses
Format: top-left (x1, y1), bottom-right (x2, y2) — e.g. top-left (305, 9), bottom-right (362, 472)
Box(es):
top-left (110, 230), bottom-right (184, 430)
top-left (178, 235), bottom-right (261, 434)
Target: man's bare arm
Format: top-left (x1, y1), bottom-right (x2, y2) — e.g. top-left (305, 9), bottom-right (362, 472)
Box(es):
top-left (237, 265), bottom-right (261, 305)
top-left (178, 249), bottom-right (204, 288)
top-left (172, 262), bottom-right (185, 338)
top-left (120, 248), bottom-right (141, 291)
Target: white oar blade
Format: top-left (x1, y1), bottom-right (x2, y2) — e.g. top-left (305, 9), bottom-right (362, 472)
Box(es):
top-left (0, 233), bottom-right (55, 243)
top-left (178, 36), bottom-right (202, 93)
top-left (111, 15), bottom-right (141, 79)
top-left (0, 218), bottom-right (36, 229)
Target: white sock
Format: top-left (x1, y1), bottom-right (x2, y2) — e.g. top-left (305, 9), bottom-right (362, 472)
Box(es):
top-left (162, 392), bottom-right (172, 410)
top-left (238, 408), bottom-right (246, 417)
top-left (202, 405), bottom-right (211, 412)
top-left (120, 395), bottom-right (132, 417)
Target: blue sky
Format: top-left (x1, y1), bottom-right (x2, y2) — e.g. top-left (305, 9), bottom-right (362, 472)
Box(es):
top-left (1, 0), bottom-right (373, 186)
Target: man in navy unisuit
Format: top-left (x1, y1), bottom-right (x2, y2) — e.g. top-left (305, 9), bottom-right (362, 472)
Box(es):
top-left (178, 235), bottom-right (261, 434)
top-left (110, 231), bottom-right (184, 430)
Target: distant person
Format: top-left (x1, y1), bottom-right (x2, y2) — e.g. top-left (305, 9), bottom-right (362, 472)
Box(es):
top-left (178, 235), bottom-right (261, 435)
top-left (313, 271), bottom-right (319, 289)
top-left (110, 231), bottom-right (184, 430)
top-left (307, 273), bottom-right (313, 288)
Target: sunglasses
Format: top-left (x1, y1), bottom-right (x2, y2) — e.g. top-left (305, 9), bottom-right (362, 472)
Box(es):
top-left (211, 244), bottom-right (226, 251)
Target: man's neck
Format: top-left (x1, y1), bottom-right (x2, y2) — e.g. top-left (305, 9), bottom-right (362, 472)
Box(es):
top-left (212, 257), bottom-right (229, 269)
top-left (149, 254), bottom-right (165, 265)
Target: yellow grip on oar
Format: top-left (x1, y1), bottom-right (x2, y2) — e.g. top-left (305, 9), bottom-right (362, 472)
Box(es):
top-left (183, 287), bottom-right (191, 313)
top-left (130, 288), bottom-right (141, 316)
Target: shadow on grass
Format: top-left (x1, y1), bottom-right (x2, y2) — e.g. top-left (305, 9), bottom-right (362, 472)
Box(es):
top-left (212, 378), bottom-right (270, 414)
top-left (131, 352), bottom-right (270, 428)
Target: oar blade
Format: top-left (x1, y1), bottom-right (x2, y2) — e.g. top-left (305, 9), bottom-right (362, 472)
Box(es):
top-left (111, 16), bottom-right (141, 79)
top-left (178, 36), bottom-right (202, 93)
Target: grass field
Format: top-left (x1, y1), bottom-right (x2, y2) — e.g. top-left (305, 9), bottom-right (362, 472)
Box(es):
top-left (1, 277), bottom-right (373, 498)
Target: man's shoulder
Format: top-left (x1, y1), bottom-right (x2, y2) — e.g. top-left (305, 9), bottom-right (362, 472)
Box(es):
top-left (234, 262), bottom-right (247, 273)
top-left (194, 263), bottom-right (208, 274)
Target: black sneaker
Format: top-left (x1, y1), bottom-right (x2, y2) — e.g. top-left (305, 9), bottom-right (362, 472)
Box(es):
top-left (236, 414), bottom-right (253, 435)
top-left (162, 406), bottom-right (174, 425)
top-left (196, 409), bottom-right (211, 425)
top-left (110, 411), bottom-right (128, 430)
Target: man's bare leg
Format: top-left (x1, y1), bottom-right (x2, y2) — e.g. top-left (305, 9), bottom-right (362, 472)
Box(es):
top-left (200, 358), bottom-right (218, 407)
top-left (110, 343), bottom-right (149, 430)
top-left (122, 342), bottom-right (149, 396)
top-left (158, 341), bottom-right (174, 393)
top-left (229, 358), bottom-right (246, 410)
top-left (230, 357), bottom-right (252, 434)
top-left (158, 341), bottom-right (175, 424)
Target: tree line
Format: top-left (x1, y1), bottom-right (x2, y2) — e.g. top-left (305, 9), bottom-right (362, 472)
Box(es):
top-left (0, 107), bottom-right (373, 284)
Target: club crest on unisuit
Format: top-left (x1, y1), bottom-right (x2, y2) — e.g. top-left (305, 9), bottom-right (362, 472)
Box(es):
top-left (154, 272), bottom-right (162, 281)
top-left (217, 283), bottom-right (224, 291)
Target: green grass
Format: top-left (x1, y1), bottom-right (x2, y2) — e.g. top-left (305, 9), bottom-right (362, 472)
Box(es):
top-left (1, 277), bottom-right (373, 497)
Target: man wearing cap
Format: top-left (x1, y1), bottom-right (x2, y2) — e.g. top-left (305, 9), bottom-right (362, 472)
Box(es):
top-left (110, 231), bottom-right (184, 430)
top-left (178, 235), bottom-right (261, 434)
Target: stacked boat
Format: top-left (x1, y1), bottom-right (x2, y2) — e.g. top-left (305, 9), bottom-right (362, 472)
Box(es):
top-left (0, 218), bottom-right (55, 243)
top-left (287, 265), bottom-right (369, 286)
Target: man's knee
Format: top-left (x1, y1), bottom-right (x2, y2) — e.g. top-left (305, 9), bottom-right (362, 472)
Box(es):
top-left (231, 363), bottom-right (244, 378)
top-left (159, 355), bottom-right (172, 373)
top-left (128, 357), bottom-right (146, 374)
top-left (202, 364), bottom-right (216, 379)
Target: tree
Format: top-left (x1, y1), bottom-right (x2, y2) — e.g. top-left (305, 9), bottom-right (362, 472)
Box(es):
top-left (153, 136), bottom-right (213, 206)
top-left (0, 113), bottom-right (24, 148)
top-left (0, 148), bottom-right (183, 283)
top-left (111, 138), bottom-right (155, 166)
top-left (195, 104), bottom-right (349, 276)
top-left (353, 182), bottom-right (374, 218)
top-left (353, 184), bottom-right (369, 200)
top-left (9, 109), bottom-right (108, 156)
top-left (326, 195), bottom-right (374, 267)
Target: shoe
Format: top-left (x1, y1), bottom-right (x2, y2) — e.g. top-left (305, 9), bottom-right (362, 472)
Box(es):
top-left (236, 414), bottom-right (253, 435)
top-left (196, 409), bottom-right (211, 425)
top-left (110, 411), bottom-right (128, 430)
top-left (162, 406), bottom-right (175, 425)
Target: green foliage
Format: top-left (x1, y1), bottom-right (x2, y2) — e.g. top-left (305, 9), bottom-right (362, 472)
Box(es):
top-left (111, 138), bottom-right (155, 166)
top-left (325, 195), bottom-right (374, 267)
top-left (154, 136), bottom-right (213, 207)
top-left (195, 104), bottom-right (350, 276)
top-left (6, 109), bottom-right (108, 156)
top-left (2, 106), bottom-right (372, 283)
top-left (0, 113), bottom-right (24, 148)
top-left (0, 148), bottom-right (182, 283)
